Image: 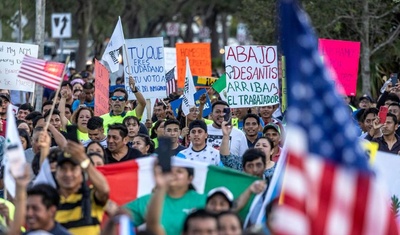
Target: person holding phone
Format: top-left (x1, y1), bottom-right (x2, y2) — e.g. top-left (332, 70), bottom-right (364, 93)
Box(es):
top-left (366, 113), bottom-right (400, 154)
top-left (206, 101), bottom-right (248, 157)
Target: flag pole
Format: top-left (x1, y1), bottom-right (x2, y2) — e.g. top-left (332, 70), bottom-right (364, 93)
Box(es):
top-left (44, 56), bottom-right (70, 132)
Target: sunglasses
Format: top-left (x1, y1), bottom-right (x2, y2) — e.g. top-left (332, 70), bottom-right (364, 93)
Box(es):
top-left (111, 96), bottom-right (126, 101)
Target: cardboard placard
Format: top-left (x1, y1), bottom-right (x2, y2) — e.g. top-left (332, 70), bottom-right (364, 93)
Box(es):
top-left (94, 59), bottom-right (110, 116)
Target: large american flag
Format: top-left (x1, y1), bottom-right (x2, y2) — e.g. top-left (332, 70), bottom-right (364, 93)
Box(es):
top-left (273, 0), bottom-right (398, 234)
top-left (18, 55), bottom-right (65, 90)
top-left (165, 67), bottom-right (177, 96)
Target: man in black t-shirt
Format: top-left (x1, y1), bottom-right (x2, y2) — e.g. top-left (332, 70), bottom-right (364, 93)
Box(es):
top-left (105, 124), bottom-right (143, 163)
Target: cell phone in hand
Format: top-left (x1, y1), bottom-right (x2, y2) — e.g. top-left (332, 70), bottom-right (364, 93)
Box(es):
top-left (379, 106), bottom-right (388, 124)
top-left (65, 125), bottom-right (80, 143)
top-left (223, 107), bottom-right (232, 125)
top-left (391, 73), bottom-right (398, 86)
top-left (155, 137), bottom-right (172, 173)
top-left (7, 144), bottom-right (25, 178)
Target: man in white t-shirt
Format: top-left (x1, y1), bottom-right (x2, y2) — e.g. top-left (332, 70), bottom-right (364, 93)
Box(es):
top-left (206, 100), bottom-right (248, 157)
top-left (177, 120), bottom-right (220, 165)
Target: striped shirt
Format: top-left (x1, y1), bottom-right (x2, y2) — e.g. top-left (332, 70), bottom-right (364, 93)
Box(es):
top-left (56, 188), bottom-right (104, 235)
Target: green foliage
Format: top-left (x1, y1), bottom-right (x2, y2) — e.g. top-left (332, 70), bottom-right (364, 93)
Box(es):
top-left (391, 195), bottom-right (400, 217)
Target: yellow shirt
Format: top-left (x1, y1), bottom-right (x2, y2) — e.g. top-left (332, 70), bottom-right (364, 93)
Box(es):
top-left (101, 110), bottom-right (137, 131)
top-left (56, 189), bottom-right (104, 235)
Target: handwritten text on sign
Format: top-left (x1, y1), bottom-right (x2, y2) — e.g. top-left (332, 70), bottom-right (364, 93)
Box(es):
top-left (225, 45), bottom-right (279, 108)
top-left (318, 39), bottom-right (361, 96)
top-left (94, 59), bottom-right (110, 116)
top-left (0, 42), bottom-right (38, 92)
top-left (124, 37), bottom-right (165, 99)
top-left (176, 43), bottom-right (211, 88)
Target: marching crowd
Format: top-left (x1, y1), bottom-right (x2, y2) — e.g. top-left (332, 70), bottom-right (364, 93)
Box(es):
top-left (0, 61), bottom-right (397, 235)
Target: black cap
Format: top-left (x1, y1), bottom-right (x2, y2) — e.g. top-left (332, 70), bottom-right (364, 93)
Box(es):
top-left (57, 152), bottom-right (79, 166)
top-left (359, 94), bottom-right (373, 102)
top-left (189, 120), bottom-right (207, 133)
top-left (0, 94), bottom-right (10, 102)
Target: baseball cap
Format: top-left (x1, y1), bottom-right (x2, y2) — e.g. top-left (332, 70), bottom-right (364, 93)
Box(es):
top-left (57, 151), bottom-right (79, 166)
top-left (207, 187), bottom-right (234, 207)
top-left (263, 122), bottom-right (281, 135)
top-left (359, 94), bottom-right (373, 102)
top-left (0, 94), bottom-right (10, 102)
top-left (189, 120), bottom-right (207, 133)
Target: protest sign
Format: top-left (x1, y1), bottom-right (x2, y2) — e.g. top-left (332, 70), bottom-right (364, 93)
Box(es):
top-left (176, 43), bottom-right (211, 88)
top-left (193, 76), bottom-right (218, 87)
top-left (224, 45), bottom-right (279, 108)
top-left (0, 42), bottom-right (38, 92)
top-left (123, 37), bottom-right (165, 99)
top-left (318, 39), bottom-right (361, 96)
top-left (164, 47), bottom-right (177, 72)
top-left (94, 59), bottom-right (110, 116)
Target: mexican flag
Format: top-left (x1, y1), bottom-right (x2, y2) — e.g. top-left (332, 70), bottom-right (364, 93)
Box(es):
top-left (211, 73), bottom-right (227, 101)
top-left (97, 157), bottom-right (258, 218)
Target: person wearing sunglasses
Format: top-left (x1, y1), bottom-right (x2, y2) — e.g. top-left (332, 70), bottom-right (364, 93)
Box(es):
top-left (101, 77), bottom-right (146, 129)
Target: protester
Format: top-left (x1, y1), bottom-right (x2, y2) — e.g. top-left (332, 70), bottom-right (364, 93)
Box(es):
top-left (181, 209), bottom-right (218, 235)
top-left (150, 119), bottom-right (165, 148)
top-left (83, 116), bottom-right (107, 148)
top-left (17, 103), bottom-right (34, 121)
top-left (262, 123), bottom-right (282, 162)
top-left (72, 82), bottom-right (95, 111)
top-left (71, 106), bottom-right (93, 142)
top-left (359, 108), bottom-right (379, 138)
top-left (243, 113), bottom-right (263, 148)
top-left (132, 134), bottom-right (155, 155)
top-left (101, 77), bottom-right (146, 128)
top-left (205, 187), bottom-right (234, 214)
top-left (123, 116), bottom-right (141, 147)
top-left (104, 124), bottom-right (143, 163)
top-left (358, 94), bottom-right (373, 109)
top-left (207, 101), bottom-right (248, 157)
top-left (7, 166), bottom-right (67, 235)
top-left (177, 120), bottom-right (221, 165)
top-left (127, 164), bottom-right (206, 235)
top-left (159, 119), bottom-right (186, 155)
top-left (54, 141), bottom-right (110, 235)
top-left (86, 141), bottom-right (106, 158)
top-left (88, 152), bottom-right (105, 167)
top-left (217, 211), bottom-right (243, 235)
top-left (153, 102), bottom-right (167, 121)
top-left (366, 113), bottom-right (400, 154)
top-left (19, 128), bottom-right (32, 150)
top-left (17, 120), bottom-right (32, 136)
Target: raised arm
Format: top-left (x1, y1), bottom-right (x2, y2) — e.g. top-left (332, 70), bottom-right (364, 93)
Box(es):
top-left (145, 164), bottom-right (169, 235)
top-left (65, 141), bottom-right (110, 204)
top-left (233, 180), bottom-right (266, 212)
top-left (129, 76), bottom-right (146, 119)
top-left (58, 89), bottom-right (70, 130)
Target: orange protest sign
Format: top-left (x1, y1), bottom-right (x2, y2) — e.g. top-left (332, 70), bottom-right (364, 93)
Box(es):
top-left (176, 43), bottom-right (211, 88)
top-left (94, 59), bottom-right (110, 116)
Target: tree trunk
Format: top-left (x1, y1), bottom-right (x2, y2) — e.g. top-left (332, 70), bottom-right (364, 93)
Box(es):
top-left (361, 0), bottom-right (371, 95)
top-left (76, 0), bottom-right (92, 72)
top-left (210, 10), bottom-right (220, 59)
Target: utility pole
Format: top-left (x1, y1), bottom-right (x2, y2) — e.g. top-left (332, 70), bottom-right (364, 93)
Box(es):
top-left (34, 0), bottom-right (45, 111)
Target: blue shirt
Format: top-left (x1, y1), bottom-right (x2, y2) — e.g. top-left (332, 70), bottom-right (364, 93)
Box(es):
top-left (72, 99), bottom-right (95, 111)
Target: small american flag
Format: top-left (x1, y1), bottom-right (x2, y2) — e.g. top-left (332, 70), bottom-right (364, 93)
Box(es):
top-left (18, 55), bottom-right (65, 90)
top-left (273, 0), bottom-right (398, 234)
top-left (165, 67), bottom-right (177, 96)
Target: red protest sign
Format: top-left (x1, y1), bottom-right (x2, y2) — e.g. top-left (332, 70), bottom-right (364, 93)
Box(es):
top-left (94, 59), bottom-right (110, 116)
top-left (176, 43), bottom-right (211, 88)
top-left (318, 39), bottom-right (361, 96)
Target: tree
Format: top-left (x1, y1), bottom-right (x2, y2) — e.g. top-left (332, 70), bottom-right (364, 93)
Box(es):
top-left (240, 0), bottom-right (400, 96)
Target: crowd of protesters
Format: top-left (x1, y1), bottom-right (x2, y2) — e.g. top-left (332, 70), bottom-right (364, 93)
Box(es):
top-left (0, 59), bottom-right (396, 235)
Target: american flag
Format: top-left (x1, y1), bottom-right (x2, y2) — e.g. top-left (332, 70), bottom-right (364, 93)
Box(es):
top-left (165, 67), bottom-right (177, 96)
top-left (18, 55), bottom-right (65, 90)
top-left (273, 0), bottom-right (398, 234)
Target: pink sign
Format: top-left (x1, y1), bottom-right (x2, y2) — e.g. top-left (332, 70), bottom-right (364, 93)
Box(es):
top-left (318, 39), bottom-right (361, 96)
top-left (94, 60), bottom-right (110, 116)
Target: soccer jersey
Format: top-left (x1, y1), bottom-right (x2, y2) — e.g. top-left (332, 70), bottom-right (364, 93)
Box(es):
top-left (176, 145), bottom-right (220, 165)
